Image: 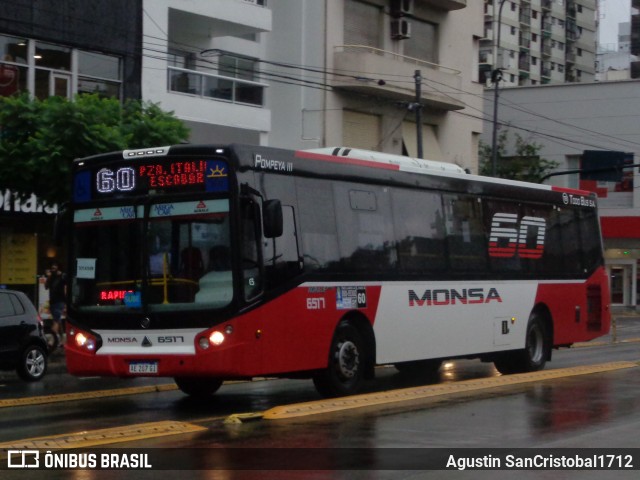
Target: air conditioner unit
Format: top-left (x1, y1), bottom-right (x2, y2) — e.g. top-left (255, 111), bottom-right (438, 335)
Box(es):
top-left (390, 0), bottom-right (414, 17)
top-left (391, 19), bottom-right (411, 40)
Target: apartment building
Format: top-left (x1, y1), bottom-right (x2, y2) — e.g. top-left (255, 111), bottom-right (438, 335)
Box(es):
top-left (142, 0), bottom-right (271, 145)
top-left (480, 0), bottom-right (597, 86)
top-left (269, 0), bottom-right (483, 172)
top-left (631, 0), bottom-right (640, 76)
top-left (143, 0), bottom-right (484, 171)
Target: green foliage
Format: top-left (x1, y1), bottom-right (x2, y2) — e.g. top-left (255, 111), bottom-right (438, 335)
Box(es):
top-left (479, 129), bottom-right (558, 183)
top-left (0, 93), bottom-right (189, 204)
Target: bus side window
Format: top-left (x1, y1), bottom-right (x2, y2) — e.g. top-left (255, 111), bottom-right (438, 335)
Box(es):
top-left (391, 188), bottom-right (446, 273)
top-left (445, 195), bottom-right (488, 273)
top-left (264, 205), bottom-right (301, 287)
top-left (295, 178), bottom-right (340, 272)
top-left (334, 185), bottom-right (394, 274)
top-left (553, 208), bottom-right (582, 275)
top-left (578, 208), bottom-right (602, 274)
top-left (484, 200), bottom-right (523, 275)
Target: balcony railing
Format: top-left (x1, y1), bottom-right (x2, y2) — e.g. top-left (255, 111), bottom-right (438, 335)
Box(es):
top-left (335, 45), bottom-right (461, 75)
top-left (332, 45), bottom-right (464, 110)
top-left (168, 66), bottom-right (266, 107)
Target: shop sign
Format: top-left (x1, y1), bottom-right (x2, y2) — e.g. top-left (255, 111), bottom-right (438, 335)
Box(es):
top-left (0, 233), bottom-right (37, 284)
top-left (0, 189), bottom-right (58, 215)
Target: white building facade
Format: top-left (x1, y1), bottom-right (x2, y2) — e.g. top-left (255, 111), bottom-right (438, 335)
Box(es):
top-left (142, 0), bottom-right (484, 172)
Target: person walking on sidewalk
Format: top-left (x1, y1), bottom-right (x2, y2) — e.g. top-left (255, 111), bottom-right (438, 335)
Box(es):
top-left (45, 261), bottom-right (67, 345)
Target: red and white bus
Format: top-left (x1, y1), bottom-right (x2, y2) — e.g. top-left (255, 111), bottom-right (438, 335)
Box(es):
top-left (64, 144), bottom-right (610, 397)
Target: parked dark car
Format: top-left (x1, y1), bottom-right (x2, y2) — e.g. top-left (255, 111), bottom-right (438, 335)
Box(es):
top-left (0, 289), bottom-right (48, 381)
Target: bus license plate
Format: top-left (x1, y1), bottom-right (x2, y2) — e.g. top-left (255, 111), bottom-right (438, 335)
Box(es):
top-left (129, 361), bottom-right (158, 374)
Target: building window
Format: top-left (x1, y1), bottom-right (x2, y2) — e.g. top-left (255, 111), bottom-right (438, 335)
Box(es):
top-left (34, 40), bottom-right (69, 99)
top-left (77, 50), bottom-right (122, 98)
top-left (168, 51), bottom-right (265, 107)
top-left (344, 0), bottom-right (381, 48)
top-left (404, 20), bottom-right (438, 64)
top-left (0, 34), bottom-right (122, 100)
top-left (0, 34), bottom-right (27, 96)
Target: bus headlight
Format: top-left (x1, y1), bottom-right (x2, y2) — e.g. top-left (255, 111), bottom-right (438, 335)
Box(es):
top-left (75, 332), bottom-right (96, 351)
top-left (209, 331), bottom-right (225, 346)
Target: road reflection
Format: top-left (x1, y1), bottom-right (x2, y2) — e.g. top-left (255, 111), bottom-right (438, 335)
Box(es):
top-left (527, 379), bottom-right (612, 433)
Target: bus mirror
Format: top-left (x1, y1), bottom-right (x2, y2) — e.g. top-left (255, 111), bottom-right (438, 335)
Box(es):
top-left (263, 199), bottom-right (283, 238)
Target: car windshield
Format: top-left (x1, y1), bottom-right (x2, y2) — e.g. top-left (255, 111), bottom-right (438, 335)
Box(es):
top-left (71, 199), bottom-right (232, 313)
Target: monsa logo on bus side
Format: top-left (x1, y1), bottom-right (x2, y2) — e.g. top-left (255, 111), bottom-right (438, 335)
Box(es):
top-left (408, 287), bottom-right (502, 307)
top-left (489, 213), bottom-right (546, 259)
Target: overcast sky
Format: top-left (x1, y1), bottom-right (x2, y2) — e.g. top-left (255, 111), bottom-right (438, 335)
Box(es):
top-left (598, 0), bottom-right (631, 47)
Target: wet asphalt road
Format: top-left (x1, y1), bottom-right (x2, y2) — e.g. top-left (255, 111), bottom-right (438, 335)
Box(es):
top-left (1, 313), bottom-right (639, 479)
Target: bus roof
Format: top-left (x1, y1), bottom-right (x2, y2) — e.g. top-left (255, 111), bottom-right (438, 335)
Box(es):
top-left (304, 147), bottom-right (468, 175)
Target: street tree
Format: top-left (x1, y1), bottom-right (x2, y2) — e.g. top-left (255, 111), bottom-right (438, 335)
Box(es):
top-left (479, 129), bottom-right (558, 183)
top-left (0, 93), bottom-right (189, 205)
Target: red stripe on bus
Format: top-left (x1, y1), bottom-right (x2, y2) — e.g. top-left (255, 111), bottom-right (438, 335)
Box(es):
top-left (295, 150), bottom-right (401, 171)
top-left (551, 186), bottom-right (593, 196)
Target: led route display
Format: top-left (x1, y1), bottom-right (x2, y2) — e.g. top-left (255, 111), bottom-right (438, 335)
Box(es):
top-left (74, 158), bottom-right (229, 202)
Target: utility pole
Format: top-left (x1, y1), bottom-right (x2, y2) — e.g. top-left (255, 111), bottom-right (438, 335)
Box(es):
top-left (491, 0), bottom-right (508, 177)
top-left (414, 70), bottom-right (423, 159)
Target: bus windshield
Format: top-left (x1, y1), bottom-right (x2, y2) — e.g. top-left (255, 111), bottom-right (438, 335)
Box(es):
top-left (71, 199), bottom-right (232, 313)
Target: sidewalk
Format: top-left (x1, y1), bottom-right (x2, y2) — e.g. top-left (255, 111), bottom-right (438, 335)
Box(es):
top-left (592, 309), bottom-right (640, 345)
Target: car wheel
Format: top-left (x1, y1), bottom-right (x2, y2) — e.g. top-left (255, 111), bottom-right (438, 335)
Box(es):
top-left (17, 344), bottom-right (48, 382)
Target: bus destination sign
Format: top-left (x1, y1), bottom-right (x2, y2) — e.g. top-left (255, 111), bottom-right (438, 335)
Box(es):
top-left (73, 159), bottom-right (229, 202)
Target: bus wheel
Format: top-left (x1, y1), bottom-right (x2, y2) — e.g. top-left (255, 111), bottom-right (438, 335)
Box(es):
top-left (174, 377), bottom-right (223, 397)
top-left (494, 313), bottom-right (550, 374)
top-left (313, 322), bottom-right (365, 398)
